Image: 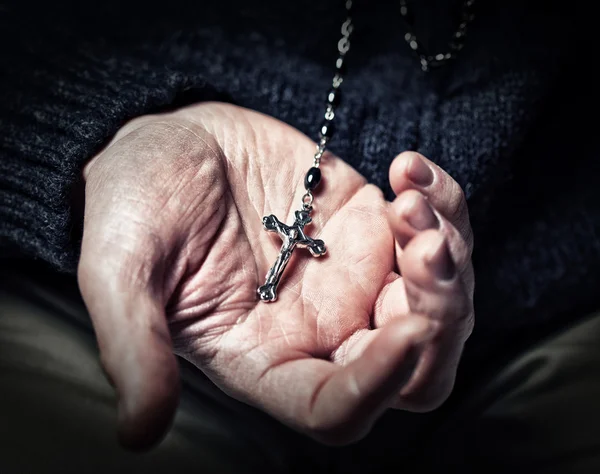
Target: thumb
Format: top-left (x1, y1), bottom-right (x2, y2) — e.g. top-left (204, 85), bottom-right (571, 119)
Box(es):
top-left (78, 246), bottom-right (179, 451)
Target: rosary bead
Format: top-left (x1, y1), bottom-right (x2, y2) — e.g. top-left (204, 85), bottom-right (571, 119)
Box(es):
top-left (304, 167), bottom-right (322, 191)
top-left (319, 120), bottom-right (335, 139)
top-left (326, 88), bottom-right (341, 107)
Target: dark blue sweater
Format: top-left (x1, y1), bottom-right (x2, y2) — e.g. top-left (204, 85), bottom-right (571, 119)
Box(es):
top-left (0, 0), bottom-right (598, 370)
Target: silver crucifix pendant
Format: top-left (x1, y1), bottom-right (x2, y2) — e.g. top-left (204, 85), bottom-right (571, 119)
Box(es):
top-left (257, 207), bottom-right (326, 302)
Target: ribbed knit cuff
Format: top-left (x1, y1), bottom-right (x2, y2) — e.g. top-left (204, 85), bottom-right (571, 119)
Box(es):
top-left (0, 16), bottom-right (201, 272)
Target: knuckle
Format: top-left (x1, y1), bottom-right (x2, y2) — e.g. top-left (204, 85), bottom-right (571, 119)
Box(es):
top-left (452, 292), bottom-right (472, 325)
top-left (460, 310), bottom-right (475, 340)
top-left (444, 301), bottom-right (474, 342)
top-left (461, 221), bottom-right (475, 257)
top-left (442, 182), bottom-right (474, 254)
top-left (436, 281), bottom-right (473, 331)
top-left (394, 189), bottom-right (423, 218)
top-left (399, 380), bottom-right (453, 413)
top-left (446, 182), bottom-right (468, 223)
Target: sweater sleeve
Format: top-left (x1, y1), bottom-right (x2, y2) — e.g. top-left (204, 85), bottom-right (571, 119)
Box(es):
top-left (0, 4), bottom-right (219, 272)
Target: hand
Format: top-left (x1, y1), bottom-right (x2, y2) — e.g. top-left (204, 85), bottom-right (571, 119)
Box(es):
top-left (78, 103), bottom-right (473, 449)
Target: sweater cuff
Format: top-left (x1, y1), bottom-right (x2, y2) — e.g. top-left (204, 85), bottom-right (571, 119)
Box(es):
top-left (0, 43), bottom-right (211, 273)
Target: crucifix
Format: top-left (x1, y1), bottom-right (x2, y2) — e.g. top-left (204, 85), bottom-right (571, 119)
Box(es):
top-left (257, 208), bottom-right (326, 302)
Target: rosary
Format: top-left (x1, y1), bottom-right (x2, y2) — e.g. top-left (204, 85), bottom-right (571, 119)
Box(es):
top-left (257, 0), bottom-right (476, 302)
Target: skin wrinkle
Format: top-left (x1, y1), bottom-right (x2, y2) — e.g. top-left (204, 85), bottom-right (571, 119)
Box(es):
top-left (161, 161), bottom-right (219, 224)
top-left (343, 204), bottom-right (389, 311)
top-left (177, 196), bottom-right (227, 272)
top-left (169, 303), bottom-right (242, 339)
top-left (164, 176), bottom-right (230, 302)
top-left (164, 206), bottom-right (257, 363)
top-left (277, 316), bottom-right (295, 357)
top-left (254, 348), bottom-right (314, 392)
top-left (164, 248), bottom-right (189, 310)
top-left (214, 106), bottom-right (303, 234)
top-left (344, 265), bottom-right (370, 315)
top-left (372, 273), bottom-right (402, 326)
top-left (239, 107), bottom-right (304, 224)
top-left (255, 299), bottom-right (265, 346)
top-left (88, 219), bottom-right (166, 298)
top-left (173, 279), bottom-right (244, 335)
top-left (217, 333), bottom-right (275, 382)
top-left (184, 128), bottom-right (268, 288)
top-left (306, 369), bottom-right (331, 423)
top-left (239, 114), bottom-right (269, 216)
top-left (168, 189), bottom-right (220, 234)
top-left (171, 319), bottom-right (228, 360)
top-left (205, 132), bottom-right (273, 274)
top-left (184, 107), bottom-right (274, 226)
top-left (166, 164), bottom-right (251, 314)
top-left (330, 327), bottom-right (371, 367)
top-left (208, 217), bottom-right (257, 296)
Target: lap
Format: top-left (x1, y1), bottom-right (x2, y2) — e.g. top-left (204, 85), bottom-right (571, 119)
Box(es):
top-left (426, 312), bottom-right (600, 473)
top-left (0, 262), bottom-right (325, 474)
top-left (1, 261), bottom-right (600, 473)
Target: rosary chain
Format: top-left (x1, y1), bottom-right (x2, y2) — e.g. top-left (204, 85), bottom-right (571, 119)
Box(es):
top-left (312, 0), bottom-right (354, 169)
top-left (302, 0), bottom-right (474, 210)
top-left (301, 0), bottom-right (353, 210)
top-left (400, 0), bottom-right (476, 71)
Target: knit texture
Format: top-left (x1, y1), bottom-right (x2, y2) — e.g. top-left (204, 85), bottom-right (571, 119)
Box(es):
top-left (0, 0), bottom-right (598, 363)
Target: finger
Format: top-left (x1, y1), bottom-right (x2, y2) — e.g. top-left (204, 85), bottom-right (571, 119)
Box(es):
top-left (387, 189), bottom-right (440, 249)
top-left (388, 189), bottom-right (474, 292)
top-left (248, 316), bottom-right (434, 445)
top-left (391, 230), bottom-right (473, 412)
top-left (389, 151), bottom-right (473, 249)
top-left (78, 237), bottom-right (179, 451)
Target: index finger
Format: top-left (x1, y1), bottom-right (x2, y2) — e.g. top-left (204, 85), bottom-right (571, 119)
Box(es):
top-left (389, 152), bottom-right (473, 249)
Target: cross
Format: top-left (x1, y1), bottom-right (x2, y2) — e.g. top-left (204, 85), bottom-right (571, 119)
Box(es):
top-left (257, 208), bottom-right (326, 302)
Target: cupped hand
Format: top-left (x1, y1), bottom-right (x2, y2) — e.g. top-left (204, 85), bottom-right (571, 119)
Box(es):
top-left (78, 102), bottom-right (473, 449)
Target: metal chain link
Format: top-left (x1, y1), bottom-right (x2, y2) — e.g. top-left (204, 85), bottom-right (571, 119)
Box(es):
top-left (302, 0), bottom-right (474, 209)
top-left (400, 0), bottom-right (476, 71)
top-left (311, 0), bottom-right (354, 170)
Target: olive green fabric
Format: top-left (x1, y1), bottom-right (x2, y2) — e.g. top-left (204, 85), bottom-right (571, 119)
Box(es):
top-left (1, 264), bottom-right (599, 473)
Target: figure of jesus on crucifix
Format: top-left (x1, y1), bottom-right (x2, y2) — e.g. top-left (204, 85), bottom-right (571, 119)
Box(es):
top-left (257, 208), bottom-right (326, 302)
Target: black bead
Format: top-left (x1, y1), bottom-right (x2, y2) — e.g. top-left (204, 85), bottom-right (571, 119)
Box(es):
top-left (304, 167), bottom-right (322, 191)
top-left (326, 88), bottom-right (341, 107)
top-left (319, 120), bottom-right (335, 139)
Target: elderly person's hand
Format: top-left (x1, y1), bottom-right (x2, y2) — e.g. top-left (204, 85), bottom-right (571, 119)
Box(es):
top-left (78, 102), bottom-right (474, 449)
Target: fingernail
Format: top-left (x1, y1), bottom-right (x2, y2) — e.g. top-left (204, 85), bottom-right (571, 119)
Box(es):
top-left (406, 154), bottom-right (434, 187)
top-left (406, 194), bottom-right (439, 231)
top-left (426, 234), bottom-right (455, 281)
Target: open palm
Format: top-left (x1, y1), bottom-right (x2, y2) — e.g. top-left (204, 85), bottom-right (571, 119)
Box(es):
top-left (79, 103), bottom-right (472, 448)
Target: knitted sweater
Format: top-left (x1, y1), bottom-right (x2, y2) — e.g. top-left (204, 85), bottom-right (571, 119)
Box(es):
top-left (1, 0), bottom-right (598, 368)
